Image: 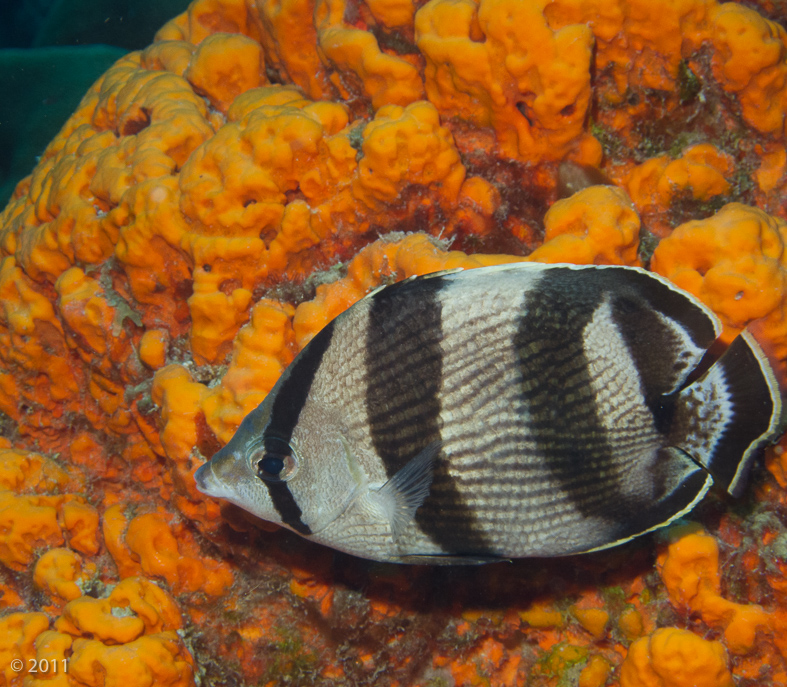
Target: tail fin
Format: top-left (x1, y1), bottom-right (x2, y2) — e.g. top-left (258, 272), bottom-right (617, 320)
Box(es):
top-left (671, 330), bottom-right (783, 497)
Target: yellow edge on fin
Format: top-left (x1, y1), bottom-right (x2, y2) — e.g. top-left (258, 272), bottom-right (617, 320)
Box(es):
top-left (576, 473), bottom-right (714, 555)
top-left (727, 329), bottom-right (785, 495)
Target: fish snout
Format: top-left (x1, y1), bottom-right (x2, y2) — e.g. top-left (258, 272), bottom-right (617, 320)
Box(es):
top-left (194, 461), bottom-right (220, 496)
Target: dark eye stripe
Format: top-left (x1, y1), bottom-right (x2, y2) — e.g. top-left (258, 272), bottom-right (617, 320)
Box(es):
top-left (259, 325), bottom-right (335, 535)
top-left (268, 321), bottom-right (335, 441)
top-left (264, 481), bottom-right (312, 535)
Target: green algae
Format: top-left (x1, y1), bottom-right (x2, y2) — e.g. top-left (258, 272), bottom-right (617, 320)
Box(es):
top-left (261, 627), bottom-right (320, 685)
top-left (533, 642), bottom-right (589, 685)
top-left (677, 60), bottom-right (702, 105)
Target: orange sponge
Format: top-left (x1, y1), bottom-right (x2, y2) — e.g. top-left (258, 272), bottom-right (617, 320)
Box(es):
top-left (0, 492), bottom-right (66, 570)
top-left (528, 185), bottom-right (641, 266)
top-left (55, 577), bottom-right (182, 642)
top-left (651, 203), bottom-right (787, 380)
top-left (33, 548), bottom-right (96, 605)
top-left (67, 632), bottom-right (195, 687)
top-left (620, 627), bottom-right (734, 687)
top-left (657, 525), bottom-right (772, 655)
top-left (414, 0), bottom-right (596, 162)
top-left (0, 613), bottom-right (50, 686)
top-left (626, 144), bottom-right (734, 237)
top-left (124, 512), bottom-right (234, 596)
top-left (184, 33), bottom-right (266, 113)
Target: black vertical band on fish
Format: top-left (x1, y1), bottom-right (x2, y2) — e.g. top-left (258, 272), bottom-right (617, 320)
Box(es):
top-left (258, 321), bottom-right (335, 535)
top-left (601, 268), bottom-right (718, 348)
top-left (365, 277), bottom-right (445, 474)
top-left (511, 269), bottom-right (714, 543)
top-left (265, 481), bottom-right (313, 535)
top-left (516, 279), bottom-right (626, 521)
top-left (365, 275), bottom-right (495, 555)
top-left (268, 321), bottom-right (336, 441)
top-left (194, 261), bottom-right (785, 565)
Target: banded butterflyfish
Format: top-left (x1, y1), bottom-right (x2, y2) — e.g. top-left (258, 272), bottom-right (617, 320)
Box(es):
top-left (195, 263), bottom-right (784, 564)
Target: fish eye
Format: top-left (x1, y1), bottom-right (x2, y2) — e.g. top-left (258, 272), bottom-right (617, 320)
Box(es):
top-left (250, 438), bottom-right (298, 482)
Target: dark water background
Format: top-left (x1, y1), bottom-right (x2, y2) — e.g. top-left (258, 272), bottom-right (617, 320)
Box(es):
top-left (0, 0), bottom-right (190, 206)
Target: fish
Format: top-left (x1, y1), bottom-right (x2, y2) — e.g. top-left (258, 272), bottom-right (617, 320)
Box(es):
top-left (194, 263), bottom-right (784, 564)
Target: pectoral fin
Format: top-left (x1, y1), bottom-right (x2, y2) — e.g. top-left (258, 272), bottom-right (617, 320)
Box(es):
top-left (374, 441), bottom-right (440, 538)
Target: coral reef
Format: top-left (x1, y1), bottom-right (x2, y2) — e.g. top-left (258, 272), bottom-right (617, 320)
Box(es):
top-left (1, 0), bottom-right (787, 684)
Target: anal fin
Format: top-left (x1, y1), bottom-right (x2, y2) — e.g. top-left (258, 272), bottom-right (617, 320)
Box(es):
top-left (579, 447), bottom-right (713, 554)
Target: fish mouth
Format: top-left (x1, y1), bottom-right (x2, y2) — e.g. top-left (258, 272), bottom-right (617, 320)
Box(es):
top-left (195, 461), bottom-right (223, 497)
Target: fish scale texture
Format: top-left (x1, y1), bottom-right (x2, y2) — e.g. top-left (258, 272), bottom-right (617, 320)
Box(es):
top-left (0, 0), bottom-right (786, 685)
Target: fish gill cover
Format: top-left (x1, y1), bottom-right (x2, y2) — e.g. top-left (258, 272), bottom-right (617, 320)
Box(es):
top-left (0, 0), bottom-right (786, 685)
